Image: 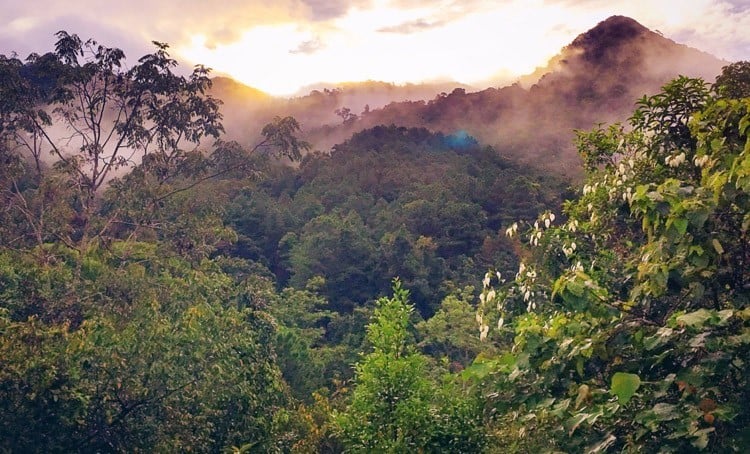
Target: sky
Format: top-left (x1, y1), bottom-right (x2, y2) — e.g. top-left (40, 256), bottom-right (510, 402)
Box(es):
top-left (2, 0), bottom-right (749, 96)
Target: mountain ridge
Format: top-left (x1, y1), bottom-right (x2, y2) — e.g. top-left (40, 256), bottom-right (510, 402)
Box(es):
top-left (210, 15), bottom-right (728, 176)
top-left (303, 15), bottom-right (727, 175)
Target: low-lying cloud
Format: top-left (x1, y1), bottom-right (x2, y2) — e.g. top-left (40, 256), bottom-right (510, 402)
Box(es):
top-left (378, 18), bottom-right (446, 33)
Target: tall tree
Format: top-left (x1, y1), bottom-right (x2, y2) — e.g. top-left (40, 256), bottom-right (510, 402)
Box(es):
top-left (0, 33), bottom-right (223, 248)
top-left (474, 72), bottom-right (750, 452)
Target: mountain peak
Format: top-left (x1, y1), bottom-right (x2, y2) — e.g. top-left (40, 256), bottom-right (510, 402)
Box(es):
top-left (574, 15), bottom-right (649, 44)
top-left (568, 16), bottom-right (652, 63)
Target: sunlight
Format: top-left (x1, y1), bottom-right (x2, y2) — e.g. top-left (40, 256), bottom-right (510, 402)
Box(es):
top-left (181, 26), bottom-right (319, 96)
top-left (176, 1), bottom-right (599, 95)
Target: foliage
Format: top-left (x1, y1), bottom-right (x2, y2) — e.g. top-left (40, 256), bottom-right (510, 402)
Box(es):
top-left (0, 32), bottom-right (308, 254)
top-left (417, 287), bottom-right (487, 367)
top-left (714, 61), bottom-right (750, 100)
top-left (0, 33), bottom-right (223, 249)
top-left (0, 243), bottom-right (287, 452)
top-left (227, 125), bottom-right (568, 315)
top-left (473, 72), bottom-right (750, 452)
top-left (335, 281), bottom-right (487, 452)
top-left (334, 281), bottom-right (433, 451)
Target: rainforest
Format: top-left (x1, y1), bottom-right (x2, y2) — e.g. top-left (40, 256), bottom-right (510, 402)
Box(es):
top-left (1, 14), bottom-right (750, 453)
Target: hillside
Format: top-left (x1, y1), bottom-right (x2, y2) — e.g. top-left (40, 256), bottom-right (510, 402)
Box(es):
top-left (302, 16), bottom-right (727, 175)
top-left (209, 77), bottom-right (471, 144)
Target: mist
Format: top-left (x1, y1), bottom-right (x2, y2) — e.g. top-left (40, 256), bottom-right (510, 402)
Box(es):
top-left (210, 16), bottom-right (727, 177)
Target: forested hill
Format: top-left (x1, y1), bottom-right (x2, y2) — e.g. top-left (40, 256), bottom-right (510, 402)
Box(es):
top-left (223, 125), bottom-right (569, 316)
top-left (309, 16), bottom-right (725, 175)
top-left (210, 16), bottom-right (725, 176)
top-left (2, 19), bottom-right (749, 453)
top-left (210, 77), bottom-right (471, 147)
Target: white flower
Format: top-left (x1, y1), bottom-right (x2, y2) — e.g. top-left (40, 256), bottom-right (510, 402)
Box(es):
top-left (505, 222), bottom-right (518, 238)
top-left (666, 152), bottom-right (686, 168)
top-left (480, 324), bottom-right (489, 341)
top-left (487, 289), bottom-right (496, 302)
top-left (498, 317), bottom-right (504, 328)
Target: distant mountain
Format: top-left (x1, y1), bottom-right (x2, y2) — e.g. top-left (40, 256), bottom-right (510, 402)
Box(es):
top-left (210, 76), bottom-right (272, 102)
top-left (303, 16), bottom-right (727, 176)
top-left (292, 80), bottom-right (473, 114)
top-left (208, 77), bottom-right (470, 144)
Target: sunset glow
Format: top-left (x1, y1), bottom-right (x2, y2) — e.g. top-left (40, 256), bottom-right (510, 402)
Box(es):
top-left (177, 2), bottom-right (592, 95)
top-left (2, 0), bottom-right (750, 96)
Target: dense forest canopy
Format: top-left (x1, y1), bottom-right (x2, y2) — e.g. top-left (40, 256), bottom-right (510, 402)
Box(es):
top-left (1, 29), bottom-right (750, 452)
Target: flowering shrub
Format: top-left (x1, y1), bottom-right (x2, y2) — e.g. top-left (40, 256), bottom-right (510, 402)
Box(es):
top-left (470, 73), bottom-right (750, 452)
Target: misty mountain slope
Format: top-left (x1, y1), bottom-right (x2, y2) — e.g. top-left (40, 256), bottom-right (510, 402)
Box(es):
top-left (209, 78), bottom-right (470, 144)
top-left (305, 16), bottom-right (727, 176)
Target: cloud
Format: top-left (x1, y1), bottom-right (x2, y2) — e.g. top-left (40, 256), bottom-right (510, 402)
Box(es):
top-left (1, 0), bottom-right (749, 96)
top-left (0, 0), bottom-right (307, 57)
top-left (378, 18), bottom-right (445, 33)
top-left (725, 0), bottom-right (750, 13)
top-left (290, 37), bottom-right (325, 54)
top-left (300, 0), bottom-right (370, 20)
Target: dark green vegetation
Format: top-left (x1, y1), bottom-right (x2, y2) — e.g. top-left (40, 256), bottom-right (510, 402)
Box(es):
top-left (475, 65), bottom-right (750, 452)
top-left (227, 124), bottom-right (567, 316)
top-left (2, 30), bottom-right (749, 452)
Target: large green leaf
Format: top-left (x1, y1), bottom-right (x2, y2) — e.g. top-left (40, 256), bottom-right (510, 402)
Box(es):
top-left (611, 372), bottom-right (641, 405)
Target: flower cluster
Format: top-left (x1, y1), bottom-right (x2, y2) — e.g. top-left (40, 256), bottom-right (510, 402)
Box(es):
top-left (693, 154), bottom-right (710, 167)
top-left (516, 262), bottom-right (539, 313)
top-left (664, 152), bottom-right (686, 167)
top-left (477, 271), bottom-right (505, 341)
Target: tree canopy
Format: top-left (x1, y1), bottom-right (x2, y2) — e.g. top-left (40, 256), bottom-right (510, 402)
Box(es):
top-left (472, 69), bottom-right (750, 452)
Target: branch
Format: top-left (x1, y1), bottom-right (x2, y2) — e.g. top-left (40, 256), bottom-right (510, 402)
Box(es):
top-left (151, 138), bottom-right (270, 204)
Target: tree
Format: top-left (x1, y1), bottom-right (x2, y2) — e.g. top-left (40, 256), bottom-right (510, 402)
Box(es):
top-left (473, 72), bottom-right (750, 451)
top-left (417, 288), bottom-right (485, 367)
top-left (0, 32), bottom-right (223, 249)
top-left (0, 32), bottom-right (308, 252)
top-left (286, 211), bottom-right (379, 311)
top-left (0, 242), bottom-right (287, 451)
top-left (334, 106), bottom-right (358, 125)
top-left (335, 281), bottom-right (487, 452)
top-left (714, 61), bottom-right (750, 99)
top-left (334, 281), bottom-right (434, 451)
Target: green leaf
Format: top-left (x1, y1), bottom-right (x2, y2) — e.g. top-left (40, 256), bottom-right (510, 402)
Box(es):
top-left (676, 309), bottom-right (713, 328)
top-left (611, 372), bottom-right (641, 404)
top-left (672, 218), bottom-right (688, 235)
